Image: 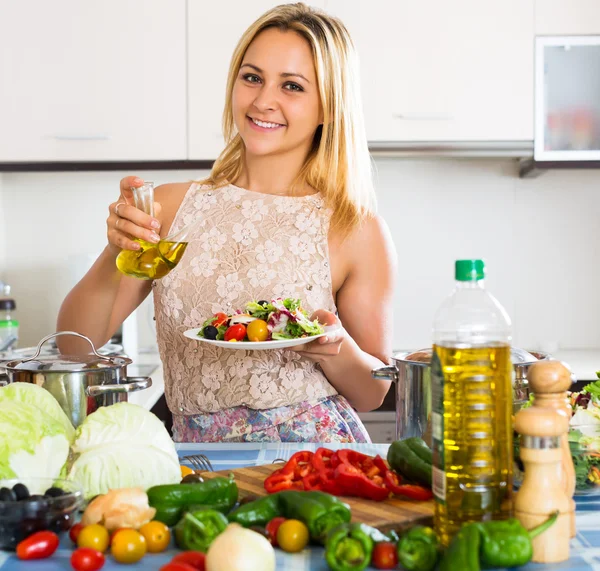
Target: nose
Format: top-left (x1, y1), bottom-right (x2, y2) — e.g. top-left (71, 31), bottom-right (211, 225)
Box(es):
top-left (252, 83), bottom-right (278, 113)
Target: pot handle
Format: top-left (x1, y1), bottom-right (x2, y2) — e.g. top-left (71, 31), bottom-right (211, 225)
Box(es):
top-left (371, 365), bottom-right (399, 382)
top-left (21, 331), bottom-right (107, 363)
top-left (86, 376), bottom-right (152, 397)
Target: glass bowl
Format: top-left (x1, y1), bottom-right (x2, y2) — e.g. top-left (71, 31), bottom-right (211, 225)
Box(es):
top-left (0, 477), bottom-right (83, 550)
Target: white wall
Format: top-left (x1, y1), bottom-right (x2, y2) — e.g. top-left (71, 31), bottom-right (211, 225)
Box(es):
top-left (0, 174), bottom-right (5, 280)
top-left (1, 160), bottom-right (599, 354)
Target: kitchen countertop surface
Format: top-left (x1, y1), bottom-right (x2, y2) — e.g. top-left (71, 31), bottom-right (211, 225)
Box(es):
top-left (0, 442), bottom-right (599, 570)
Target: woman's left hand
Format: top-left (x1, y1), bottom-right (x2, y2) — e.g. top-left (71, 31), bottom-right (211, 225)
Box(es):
top-left (289, 309), bottom-right (346, 363)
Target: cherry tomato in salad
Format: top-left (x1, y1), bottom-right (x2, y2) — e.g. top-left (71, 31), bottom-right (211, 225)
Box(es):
top-left (212, 312), bottom-right (229, 328)
top-left (69, 522), bottom-right (85, 544)
top-left (372, 541), bottom-right (399, 569)
top-left (70, 547), bottom-right (105, 571)
top-left (169, 550), bottom-right (207, 570)
top-left (224, 323), bottom-right (246, 342)
top-left (247, 319), bottom-right (269, 342)
top-left (265, 516), bottom-right (286, 546)
top-left (16, 531), bottom-right (59, 560)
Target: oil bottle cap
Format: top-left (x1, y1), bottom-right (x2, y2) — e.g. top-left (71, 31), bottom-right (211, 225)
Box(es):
top-left (0, 298), bottom-right (15, 311)
top-left (455, 259), bottom-right (485, 281)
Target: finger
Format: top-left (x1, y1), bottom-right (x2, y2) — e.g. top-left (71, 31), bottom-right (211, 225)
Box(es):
top-left (109, 213), bottom-right (160, 244)
top-left (109, 201), bottom-right (160, 232)
top-left (310, 309), bottom-right (339, 327)
top-left (119, 175), bottom-right (144, 196)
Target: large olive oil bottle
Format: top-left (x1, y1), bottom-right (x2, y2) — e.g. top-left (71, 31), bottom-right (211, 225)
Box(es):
top-left (431, 260), bottom-right (513, 546)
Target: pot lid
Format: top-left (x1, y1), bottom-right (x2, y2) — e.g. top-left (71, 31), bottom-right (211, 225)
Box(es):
top-left (401, 347), bottom-right (545, 364)
top-left (6, 353), bottom-right (131, 373)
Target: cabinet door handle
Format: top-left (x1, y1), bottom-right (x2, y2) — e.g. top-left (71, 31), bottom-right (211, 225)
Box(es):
top-left (50, 135), bottom-right (112, 141)
top-left (393, 112), bottom-right (453, 121)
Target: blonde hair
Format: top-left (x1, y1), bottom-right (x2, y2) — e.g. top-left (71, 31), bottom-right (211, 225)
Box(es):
top-left (201, 2), bottom-right (376, 236)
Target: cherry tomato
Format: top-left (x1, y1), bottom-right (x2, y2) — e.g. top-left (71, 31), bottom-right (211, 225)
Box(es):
top-left (109, 528), bottom-right (131, 544)
top-left (139, 520), bottom-right (171, 553)
top-left (160, 564), bottom-right (198, 571)
top-left (169, 550), bottom-right (207, 570)
top-left (265, 517), bottom-right (287, 546)
top-left (246, 319), bottom-right (269, 342)
top-left (77, 524), bottom-right (110, 553)
top-left (224, 323), bottom-right (246, 342)
top-left (212, 312), bottom-right (229, 328)
top-left (276, 519), bottom-right (309, 553)
top-left (111, 528), bottom-right (146, 564)
top-left (70, 547), bottom-right (105, 571)
top-left (69, 522), bottom-right (85, 544)
top-left (372, 541), bottom-right (399, 569)
top-left (16, 530), bottom-right (59, 560)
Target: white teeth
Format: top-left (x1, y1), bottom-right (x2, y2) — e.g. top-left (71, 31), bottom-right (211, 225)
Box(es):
top-left (251, 118), bottom-right (282, 129)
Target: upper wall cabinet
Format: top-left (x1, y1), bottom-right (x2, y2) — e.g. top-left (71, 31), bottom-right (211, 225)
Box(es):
top-left (535, 0), bottom-right (600, 34)
top-left (187, 0), bottom-right (326, 161)
top-left (0, 0), bottom-right (187, 162)
top-left (325, 0), bottom-right (535, 142)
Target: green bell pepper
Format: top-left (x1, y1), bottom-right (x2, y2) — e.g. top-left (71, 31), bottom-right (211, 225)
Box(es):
top-left (387, 438), bottom-right (433, 487)
top-left (227, 493), bottom-right (282, 527)
top-left (147, 476), bottom-right (238, 526)
top-left (325, 523), bottom-right (376, 571)
top-left (439, 522), bottom-right (481, 571)
top-left (278, 490), bottom-right (352, 543)
top-left (397, 525), bottom-right (439, 571)
top-left (174, 507), bottom-right (228, 552)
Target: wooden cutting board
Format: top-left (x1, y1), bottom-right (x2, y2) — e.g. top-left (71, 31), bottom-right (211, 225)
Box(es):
top-left (202, 463), bottom-right (433, 533)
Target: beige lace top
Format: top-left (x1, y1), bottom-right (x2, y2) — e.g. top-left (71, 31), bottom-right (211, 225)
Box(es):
top-left (153, 183), bottom-right (339, 416)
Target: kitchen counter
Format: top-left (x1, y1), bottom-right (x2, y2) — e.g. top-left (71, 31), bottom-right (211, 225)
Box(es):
top-left (0, 442), bottom-right (599, 570)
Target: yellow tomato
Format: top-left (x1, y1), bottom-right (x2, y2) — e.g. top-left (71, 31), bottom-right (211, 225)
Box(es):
top-left (276, 519), bottom-right (309, 553)
top-left (111, 529), bottom-right (147, 563)
top-left (139, 520), bottom-right (171, 553)
top-left (180, 464), bottom-right (194, 478)
top-left (247, 319), bottom-right (269, 342)
top-left (77, 524), bottom-right (110, 553)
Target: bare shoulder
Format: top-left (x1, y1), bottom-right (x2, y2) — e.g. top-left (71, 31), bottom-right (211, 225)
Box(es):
top-left (345, 215), bottom-right (397, 273)
top-left (154, 181), bottom-right (197, 236)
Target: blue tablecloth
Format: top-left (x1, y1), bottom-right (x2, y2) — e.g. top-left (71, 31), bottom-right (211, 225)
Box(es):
top-left (1, 442), bottom-right (598, 570)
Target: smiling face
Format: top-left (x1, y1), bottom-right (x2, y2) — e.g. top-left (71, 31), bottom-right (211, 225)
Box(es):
top-left (232, 27), bottom-right (323, 160)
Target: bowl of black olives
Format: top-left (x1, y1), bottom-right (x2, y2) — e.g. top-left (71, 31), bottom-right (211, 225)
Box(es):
top-left (0, 478), bottom-right (83, 550)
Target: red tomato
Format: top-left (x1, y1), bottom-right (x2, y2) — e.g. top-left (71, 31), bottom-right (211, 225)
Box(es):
top-left (69, 522), bottom-right (85, 544)
top-left (212, 312), bottom-right (229, 328)
top-left (265, 517), bottom-right (287, 546)
top-left (372, 541), bottom-right (399, 569)
top-left (160, 563), bottom-right (199, 571)
top-left (70, 547), bottom-right (105, 571)
top-left (16, 531), bottom-right (60, 560)
top-left (224, 323), bottom-right (246, 342)
top-left (169, 551), bottom-right (206, 570)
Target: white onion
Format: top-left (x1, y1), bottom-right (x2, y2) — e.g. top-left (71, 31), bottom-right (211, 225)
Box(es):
top-left (206, 523), bottom-right (276, 571)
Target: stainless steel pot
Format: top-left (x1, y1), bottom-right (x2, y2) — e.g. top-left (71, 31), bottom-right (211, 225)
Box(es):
top-left (0, 331), bottom-right (152, 428)
top-left (372, 347), bottom-right (548, 441)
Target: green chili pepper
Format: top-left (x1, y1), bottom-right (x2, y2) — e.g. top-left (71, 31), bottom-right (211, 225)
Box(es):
top-left (278, 490), bottom-right (352, 544)
top-left (386, 438), bottom-right (432, 487)
top-left (147, 476), bottom-right (238, 527)
top-left (397, 525), bottom-right (439, 571)
top-left (477, 511), bottom-right (559, 568)
top-left (227, 493), bottom-right (282, 528)
top-left (174, 507), bottom-right (228, 552)
top-left (325, 523), bottom-right (375, 571)
top-left (439, 522), bottom-right (481, 571)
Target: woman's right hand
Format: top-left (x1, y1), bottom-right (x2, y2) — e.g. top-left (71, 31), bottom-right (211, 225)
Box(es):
top-left (107, 176), bottom-right (162, 256)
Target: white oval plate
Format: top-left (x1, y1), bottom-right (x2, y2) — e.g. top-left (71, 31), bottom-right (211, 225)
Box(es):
top-left (182, 326), bottom-right (340, 350)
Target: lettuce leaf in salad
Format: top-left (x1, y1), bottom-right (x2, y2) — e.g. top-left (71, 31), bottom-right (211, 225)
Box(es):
top-left (584, 378), bottom-right (600, 401)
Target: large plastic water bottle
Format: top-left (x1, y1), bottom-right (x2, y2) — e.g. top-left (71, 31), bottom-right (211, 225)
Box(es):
top-left (431, 259), bottom-right (513, 546)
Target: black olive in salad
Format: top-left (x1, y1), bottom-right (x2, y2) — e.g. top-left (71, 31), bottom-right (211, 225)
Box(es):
top-left (202, 325), bottom-right (219, 340)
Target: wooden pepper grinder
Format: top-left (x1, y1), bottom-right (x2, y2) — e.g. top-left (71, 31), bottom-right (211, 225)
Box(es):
top-left (526, 360), bottom-right (576, 537)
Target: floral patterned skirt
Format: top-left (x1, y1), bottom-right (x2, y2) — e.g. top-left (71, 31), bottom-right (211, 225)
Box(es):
top-left (171, 395), bottom-right (371, 443)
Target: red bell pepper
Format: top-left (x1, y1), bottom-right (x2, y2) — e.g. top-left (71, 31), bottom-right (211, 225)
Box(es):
top-left (264, 468), bottom-right (302, 493)
top-left (384, 470), bottom-right (433, 501)
top-left (264, 451), bottom-right (315, 493)
top-left (335, 449), bottom-right (390, 501)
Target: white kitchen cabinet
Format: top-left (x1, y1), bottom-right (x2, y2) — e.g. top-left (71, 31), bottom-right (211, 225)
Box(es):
top-left (326, 0), bottom-right (535, 142)
top-left (535, 0), bottom-right (600, 34)
top-left (0, 0), bottom-right (186, 162)
top-left (187, 0), bottom-right (325, 160)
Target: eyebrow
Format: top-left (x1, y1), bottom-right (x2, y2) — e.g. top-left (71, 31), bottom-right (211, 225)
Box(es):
top-left (240, 63), bottom-right (310, 83)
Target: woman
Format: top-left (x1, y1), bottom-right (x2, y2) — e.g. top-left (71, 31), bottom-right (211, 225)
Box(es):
top-left (58, 3), bottom-right (397, 442)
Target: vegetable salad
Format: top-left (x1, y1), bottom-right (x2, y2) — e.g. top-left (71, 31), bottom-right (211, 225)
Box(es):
top-left (197, 297), bottom-right (325, 343)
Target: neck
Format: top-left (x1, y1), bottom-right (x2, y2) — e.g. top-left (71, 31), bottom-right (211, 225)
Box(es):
top-left (235, 148), bottom-right (312, 196)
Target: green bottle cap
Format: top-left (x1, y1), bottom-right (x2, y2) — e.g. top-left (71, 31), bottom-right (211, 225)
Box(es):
top-left (455, 259), bottom-right (485, 281)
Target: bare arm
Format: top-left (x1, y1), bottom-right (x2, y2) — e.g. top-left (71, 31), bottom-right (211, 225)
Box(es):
top-left (57, 177), bottom-right (189, 353)
top-left (293, 215), bottom-right (397, 411)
